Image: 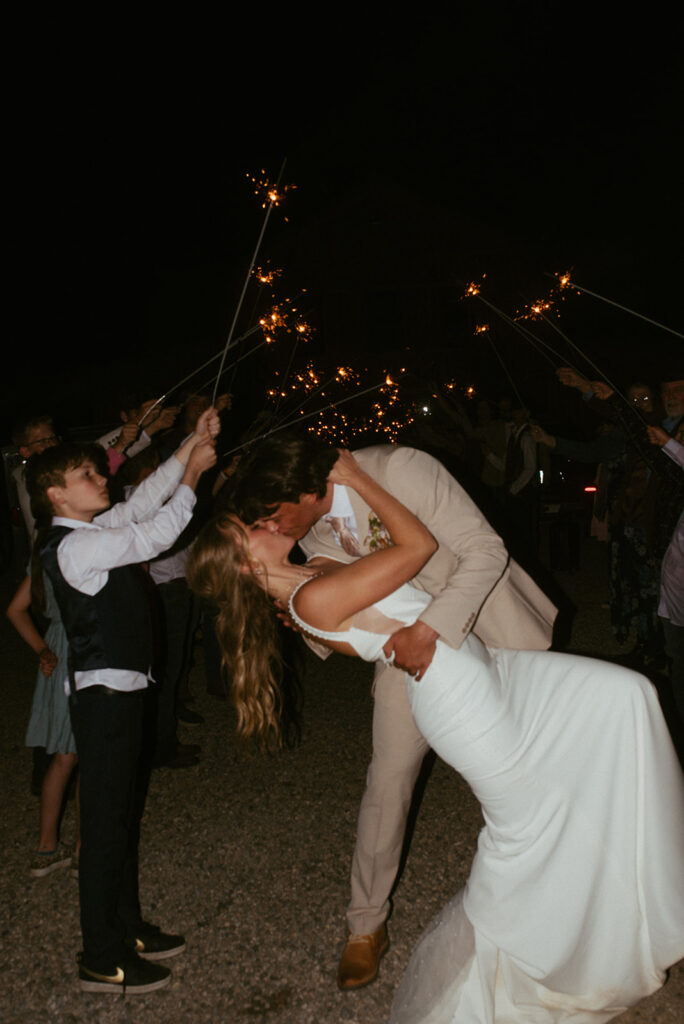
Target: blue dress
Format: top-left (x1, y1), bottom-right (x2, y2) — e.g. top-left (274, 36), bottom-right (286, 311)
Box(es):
top-left (25, 574), bottom-right (75, 755)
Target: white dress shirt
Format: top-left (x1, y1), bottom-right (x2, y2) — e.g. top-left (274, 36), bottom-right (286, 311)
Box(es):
top-left (52, 454), bottom-right (196, 693)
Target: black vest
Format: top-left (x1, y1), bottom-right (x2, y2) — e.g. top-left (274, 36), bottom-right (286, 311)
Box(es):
top-left (41, 525), bottom-right (153, 676)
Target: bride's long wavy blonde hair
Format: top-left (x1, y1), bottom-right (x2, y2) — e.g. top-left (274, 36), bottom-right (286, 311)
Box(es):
top-left (186, 515), bottom-right (283, 751)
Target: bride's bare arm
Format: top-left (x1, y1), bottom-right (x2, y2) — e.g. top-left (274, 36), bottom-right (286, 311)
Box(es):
top-left (293, 451), bottom-right (437, 632)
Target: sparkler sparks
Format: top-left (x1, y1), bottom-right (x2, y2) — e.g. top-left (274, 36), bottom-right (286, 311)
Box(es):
top-left (474, 323), bottom-right (489, 335)
top-left (246, 170), bottom-right (296, 209)
top-left (258, 297), bottom-right (314, 344)
top-left (464, 275), bottom-right (486, 298)
top-left (514, 297), bottom-right (555, 322)
top-left (252, 264), bottom-right (282, 286)
top-left (265, 364), bottom-right (410, 445)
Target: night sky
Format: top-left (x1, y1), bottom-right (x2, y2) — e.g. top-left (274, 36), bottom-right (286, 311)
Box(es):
top-left (5, 6), bottom-right (682, 437)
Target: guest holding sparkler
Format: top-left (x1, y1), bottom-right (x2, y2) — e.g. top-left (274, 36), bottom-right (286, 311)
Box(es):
top-left (532, 368), bottom-right (684, 668)
top-left (25, 408), bottom-right (219, 994)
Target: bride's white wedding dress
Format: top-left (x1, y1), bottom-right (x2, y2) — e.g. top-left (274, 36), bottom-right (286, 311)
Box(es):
top-left (290, 579), bottom-right (684, 1024)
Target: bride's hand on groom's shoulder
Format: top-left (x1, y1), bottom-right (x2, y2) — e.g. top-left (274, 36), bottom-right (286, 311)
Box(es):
top-left (328, 449), bottom-right (362, 485)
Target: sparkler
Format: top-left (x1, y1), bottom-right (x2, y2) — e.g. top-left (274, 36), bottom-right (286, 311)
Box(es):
top-left (135, 322), bottom-right (266, 428)
top-left (211, 159), bottom-right (289, 404)
top-left (246, 171), bottom-right (296, 212)
top-left (463, 275), bottom-right (486, 299)
top-left (469, 290), bottom-right (564, 370)
top-left (252, 264), bottom-right (282, 286)
top-left (194, 337), bottom-right (271, 397)
top-left (548, 273), bottom-right (684, 340)
top-left (482, 333), bottom-right (526, 408)
top-left (259, 297), bottom-right (314, 345)
top-left (514, 297), bottom-right (555, 322)
top-left (533, 307), bottom-right (637, 415)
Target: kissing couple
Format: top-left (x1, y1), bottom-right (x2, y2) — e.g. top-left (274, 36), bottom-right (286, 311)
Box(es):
top-left (188, 434), bottom-right (684, 1024)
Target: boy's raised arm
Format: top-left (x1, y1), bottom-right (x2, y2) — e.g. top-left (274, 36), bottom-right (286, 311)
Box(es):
top-left (102, 406), bottom-right (220, 529)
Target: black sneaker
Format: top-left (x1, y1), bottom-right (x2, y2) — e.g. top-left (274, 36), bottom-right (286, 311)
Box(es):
top-left (78, 952), bottom-right (170, 994)
top-left (177, 704), bottom-right (204, 725)
top-left (128, 923), bottom-right (186, 961)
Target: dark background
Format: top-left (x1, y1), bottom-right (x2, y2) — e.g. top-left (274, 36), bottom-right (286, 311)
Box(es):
top-left (5, 4), bottom-right (682, 438)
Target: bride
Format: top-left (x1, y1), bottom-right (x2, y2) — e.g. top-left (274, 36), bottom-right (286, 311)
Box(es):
top-left (187, 450), bottom-right (684, 1024)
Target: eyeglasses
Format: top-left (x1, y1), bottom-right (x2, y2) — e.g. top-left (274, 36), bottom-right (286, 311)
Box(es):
top-left (26, 434), bottom-right (60, 449)
top-left (630, 397), bottom-right (651, 405)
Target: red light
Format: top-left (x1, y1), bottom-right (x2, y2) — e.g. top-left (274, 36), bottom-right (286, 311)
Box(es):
top-left (584, 486), bottom-right (597, 493)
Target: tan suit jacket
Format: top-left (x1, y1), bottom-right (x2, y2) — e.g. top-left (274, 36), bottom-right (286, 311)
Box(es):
top-left (300, 445), bottom-right (556, 652)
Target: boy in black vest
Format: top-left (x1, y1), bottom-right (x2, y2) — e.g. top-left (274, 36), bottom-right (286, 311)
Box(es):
top-left (26, 407), bottom-right (219, 994)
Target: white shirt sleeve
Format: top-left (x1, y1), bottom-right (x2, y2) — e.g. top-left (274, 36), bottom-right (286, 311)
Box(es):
top-left (97, 455), bottom-right (185, 528)
top-left (96, 426), bottom-right (152, 459)
top-left (663, 438), bottom-right (684, 470)
top-left (55, 474), bottom-right (195, 596)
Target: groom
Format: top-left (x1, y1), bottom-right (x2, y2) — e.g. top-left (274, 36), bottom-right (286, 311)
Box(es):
top-left (229, 435), bottom-right (557, 989)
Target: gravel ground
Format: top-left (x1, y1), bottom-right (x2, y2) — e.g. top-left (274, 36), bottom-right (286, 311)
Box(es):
top-left (0, 537), bottom-right (681, 1023)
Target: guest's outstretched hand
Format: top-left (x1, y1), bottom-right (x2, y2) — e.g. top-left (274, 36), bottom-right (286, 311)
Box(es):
top-left (150, 405), bottom-right (180, 433)
top-left (557, 367), bottom-right (592, 394)
top-left (646, 425), bottom-right (669, 447)
top-left (530, 424), bottom-right (555, 447)
top-left (187, 438), bottom-right (218, 475)
top-left (195, 406), bottom-right (221, 442)
top-left (113, 420), bottom-right (141, 453)
top-left (591, 381), bottom-right (614, 401)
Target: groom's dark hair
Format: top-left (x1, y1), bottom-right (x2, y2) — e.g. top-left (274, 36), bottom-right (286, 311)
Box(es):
top-left (228, 432), bottom-right (338, 523)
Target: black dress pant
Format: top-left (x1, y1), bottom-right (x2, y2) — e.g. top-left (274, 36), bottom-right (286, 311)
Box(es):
top-left (70, 686), bottom-right (147, 971)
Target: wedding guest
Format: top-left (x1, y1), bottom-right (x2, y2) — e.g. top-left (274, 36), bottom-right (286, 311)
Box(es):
top-left (26, 408), bottom-right (218, 994)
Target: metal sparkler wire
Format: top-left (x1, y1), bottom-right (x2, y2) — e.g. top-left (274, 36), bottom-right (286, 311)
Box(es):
top-left (481, 332), bottom-right (526, 408)
top-left (194, 337), bottom-right (272, 397)
top-left (484, 296), bottom-right (568, 369)
top-left (473, 291), bottom-right (574, 374)
top-left (135, 324), bottom-right (265, 429)
top-left (211, 158), bottom-right (288, 404)
top-left (509, 321), bottom-right (563, 370)
top-left (220, 381), bottom-right (386, 459)
top-left (557, 278), bottom-right (684, 341)
top-left (534, 309), bottom-right (636, 413)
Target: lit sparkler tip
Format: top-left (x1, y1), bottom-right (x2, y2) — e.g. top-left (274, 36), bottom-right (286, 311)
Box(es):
top-left (246, 171), bottom-right (297, 209)
top-left (253, 264), bottom-right (282, 285)
top-left (514, 298), bottom-right (554, 322)
top-left (474, 323), bottom-right (489, 335)
top-left (464, 273), bottom-right (486, 299)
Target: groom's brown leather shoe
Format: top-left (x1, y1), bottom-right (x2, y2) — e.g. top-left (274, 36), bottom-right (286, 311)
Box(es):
top-left (337, 924), bottom-right (389, 989)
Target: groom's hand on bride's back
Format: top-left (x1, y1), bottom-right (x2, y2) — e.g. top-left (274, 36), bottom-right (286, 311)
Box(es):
top-left (383, 621), bottom-right (439, 680)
